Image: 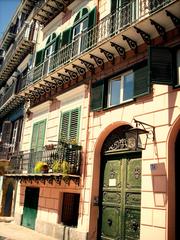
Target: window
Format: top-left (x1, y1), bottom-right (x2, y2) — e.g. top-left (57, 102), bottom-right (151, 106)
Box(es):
top-left (61, 193), bottom-right (80, 227)
top-left (90, 63), bottom-right (149, 111)
top-left (108, 72), bottom-right (134, 107)
top-left (72, 8), bottom-right (89, 57)
top-left (59, 108), bottom-right (81, 143)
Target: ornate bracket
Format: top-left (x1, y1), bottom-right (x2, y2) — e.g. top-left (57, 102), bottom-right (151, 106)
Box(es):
top-left (52, 77), bottom-right (64, 87)
top-left (57, 73), bottom-right (71, 84)
top-left (100, 48), bottom-right (114, 64)
top-left (8, 174), bottom-right (80, 186)
top-left (72, 64), bottom-right (86, 76)
top-left (122, 35), bottom-right (137, 53)
top-left (90, 54), bottom-right (104, 69)
top-left (110, 42), bottom-right (126, 59)
top-left (34, 87), bottom-right (45, 96)
top-left (44, 80), bottom-right (56, 90)
top-left (64, 68), bottom-right (78, 80)
top-left (134, 26), bottom-right (151, 45)
top-left (150, 19), bottom-right (166, 40)
top-left (54, 1), bottom-right (65, 11)
top-left (79, 58), bottom-right (95, 72)
top-left (166, 10), bottom-right (180, 27)
top-left (29, 90), bottom-right (39, 99)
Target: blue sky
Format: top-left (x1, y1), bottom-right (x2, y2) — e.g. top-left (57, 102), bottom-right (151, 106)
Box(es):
top-left (0, 0), bottom-right (21, 39)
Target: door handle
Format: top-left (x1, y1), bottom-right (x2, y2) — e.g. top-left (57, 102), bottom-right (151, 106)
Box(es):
top-left (132, 222), bottom-right (138, 231)
top-left (107, 218), bottom-right (112, 226)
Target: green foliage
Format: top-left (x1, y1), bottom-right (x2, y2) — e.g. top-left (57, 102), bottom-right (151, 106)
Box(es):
top-left (34, 162), bottom-right (48, 173)
top-left (52, 160), bottom-right (70, 174)
top-left (52, 160), bottom-right (61, 173)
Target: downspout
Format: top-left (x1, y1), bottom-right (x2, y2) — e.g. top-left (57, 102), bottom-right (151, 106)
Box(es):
top-left (80, 0), bottom-right (100, 234)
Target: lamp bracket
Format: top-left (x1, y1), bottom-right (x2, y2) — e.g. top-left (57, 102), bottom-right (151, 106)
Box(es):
top-left (133, 119), bottom-right (155, 141)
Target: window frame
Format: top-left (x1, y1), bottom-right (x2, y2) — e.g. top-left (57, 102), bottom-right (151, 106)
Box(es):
top-left (107, 70), bottom-right (134, 107)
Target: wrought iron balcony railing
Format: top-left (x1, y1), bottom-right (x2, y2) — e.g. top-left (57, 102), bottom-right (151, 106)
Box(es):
top-left (0, 81), bottom-right (17, 109)
top-left (0, 23), bottom-right (36, 82)
top-left (8, 141), bottom-right (82, 176)
top-left (19, 0), bottom-right (173, 90)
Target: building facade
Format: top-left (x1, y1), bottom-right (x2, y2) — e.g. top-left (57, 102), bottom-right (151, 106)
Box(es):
top-left (0, 0), bottom-right (179, 240)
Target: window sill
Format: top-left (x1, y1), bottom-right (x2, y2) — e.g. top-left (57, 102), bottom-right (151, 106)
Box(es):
top-left (103, 99), bottom-right (134, 111)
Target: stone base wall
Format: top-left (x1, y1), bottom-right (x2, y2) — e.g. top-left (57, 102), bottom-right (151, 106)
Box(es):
top-left (14, 214), bottom-right (88, 240)
top-left (14, 212), bottom-right (22, 225)
top-left (36, 219), bottom-right (88, 240)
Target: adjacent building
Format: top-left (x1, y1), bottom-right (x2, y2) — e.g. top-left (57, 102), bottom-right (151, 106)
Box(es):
top-left (0, 0), bottom-right (179, 240)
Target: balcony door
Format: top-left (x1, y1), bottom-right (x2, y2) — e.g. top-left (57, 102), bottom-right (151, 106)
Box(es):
top-left (30, 120), bottom-right (46, 171)
top-left (72, 17), bottom-right (88, 57)
top-left (43, 41), bottom-right (56, 76)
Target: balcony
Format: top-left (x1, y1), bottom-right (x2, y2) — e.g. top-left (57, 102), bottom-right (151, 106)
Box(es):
top-left (33, 0), bottom-right (75, 27)
top-left (18, 0), bottom-right (179, 99)
top-left (0, 81), bottom-right (25, 118)
top-left (5, 141), bottom-right (82, 184)
top-left (0, 23), bottom-right (36, 83)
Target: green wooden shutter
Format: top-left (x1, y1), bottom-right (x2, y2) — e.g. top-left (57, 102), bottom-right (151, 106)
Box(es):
top-left (88, 7), bottom-right (96, 29)
top-left (61, 28), bottom-right (72, 47)
top-left (37, 120), bottom-right (46, 151)
top-left (90, 80), bottom-right (105, 111)
top-left (1, 121), bottom-right (12, 144)
top-left (31, 120), bottom-right (46, 151)
top-left (121, 0), bottom-right (129, 7)
top-left (111, 0), bottom-right (117, 12)
top-left (55, 34), bottom-right (61, 52)
top-left (35, 49), bottom-right (45, 67)
top-left (134, 66), bottom-right (150, 98)
top-left (69, 108), bottom-right (80, 142)
top-left (149, 46), bottom-right (173, 85)
top-left (31, 123), bottom-right (38, 150)
top-left (60, 112), bottom-right (70, 141)
top-left (60, 108), bottom-right (80, 142)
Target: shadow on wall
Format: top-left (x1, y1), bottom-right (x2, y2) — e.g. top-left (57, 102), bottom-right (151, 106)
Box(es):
top-left (150, 162), bottom-right (167, 207)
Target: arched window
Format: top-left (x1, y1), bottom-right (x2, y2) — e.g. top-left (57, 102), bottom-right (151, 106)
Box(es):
top-left (72, 8), bottom-right (89, 57)
top-left (45, 33), bottom-right (57, 59)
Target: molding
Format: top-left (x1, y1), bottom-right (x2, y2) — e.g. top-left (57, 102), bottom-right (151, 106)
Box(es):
top-left (30, 100), bottom-right (52, 113)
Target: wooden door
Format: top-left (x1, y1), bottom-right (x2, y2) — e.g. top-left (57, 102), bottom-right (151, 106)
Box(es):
top-left (22, 187), bottom-right (39, 229)
top-left (99, 151), bottom-right (141, 240)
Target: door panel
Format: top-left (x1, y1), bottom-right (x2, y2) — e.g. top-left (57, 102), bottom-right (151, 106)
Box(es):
top-left (22, 187), bottom-right (39, 229)
top-left (101, 206), bottom-right (121, 239)
top-left (99, 152), bottom-right (141, 240)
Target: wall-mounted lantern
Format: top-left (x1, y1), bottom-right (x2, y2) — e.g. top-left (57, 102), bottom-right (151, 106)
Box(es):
top-left (126, 119), bottom-right (155, 150)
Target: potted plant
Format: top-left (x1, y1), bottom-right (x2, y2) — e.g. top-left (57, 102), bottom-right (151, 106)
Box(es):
top-left (52, 160), bottom-right (61, 173)
top-left (34, 161), bottom-right (49, 173)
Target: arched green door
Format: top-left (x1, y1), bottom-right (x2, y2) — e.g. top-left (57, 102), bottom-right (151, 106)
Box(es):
top-left (99, 151), bottom-right (141, 240)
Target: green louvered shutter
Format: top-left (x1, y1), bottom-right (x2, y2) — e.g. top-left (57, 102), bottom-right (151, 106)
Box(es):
top-left (35, 49), bottom-right (45, 67)
top-left (37, 121), bottom-right (46, 151)
top-left (90, 80), bottom-right (104, 111)
top-left (1, 121), bottom-right (12, 144)
top-left (61, 28), bottom-right (73, 47)
top-left (121, 0), bottom-right (129, 7)
top-left (55, 34), bottom-right (61, 52)
top-left (31, 123), bottom-right (38, 150)
top-left (60, 112), bottom-right (70, 141)
top-left (88, 7), bottom-right (96, 29)
top-left (31, 120), bottom-right (46, 151)
top-left (149, 46), bottom-right (173, 85)
top-left (134, 66), bottom-right (150, 98)
top-left (111, 0), bottom-right (117, 12)
top-left (60, 108), bottom-right (80, 142)
top-left (69, 108), bottom-right (80, 142)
